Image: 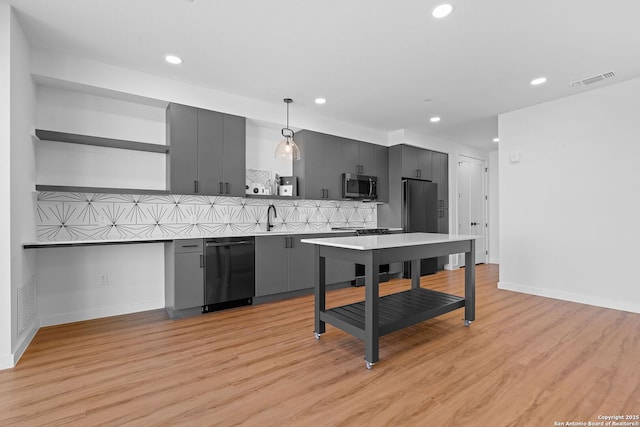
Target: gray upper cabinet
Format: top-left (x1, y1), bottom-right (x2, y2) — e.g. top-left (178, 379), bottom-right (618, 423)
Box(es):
top-left (295, 130), bottom-right (389, 201)
top-left (294, 130), bottom-right (342, 200)
top-left (401, 144), bottom-right (432, 181)
top-left (167, 103), bottom-right (246, 197)
top-left (167, 104), bottom-right (198, 195)
top-left (374, 145), bottom-right (389, 203)
top-left (431, 151), bottom-right (449, 209)
top-left (341, 138), bottom-right (376, 176)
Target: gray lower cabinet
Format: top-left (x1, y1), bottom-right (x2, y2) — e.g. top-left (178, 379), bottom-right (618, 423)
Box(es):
top-left (165, 239), bottom-right (204, 317)
top-left (255, 233), bottom-right (356, 297)
top-left (254, 235), bottom-right (289, 296)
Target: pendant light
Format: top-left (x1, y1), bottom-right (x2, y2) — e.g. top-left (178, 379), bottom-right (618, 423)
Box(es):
top-left (274, 98), bottom-right (301, 160)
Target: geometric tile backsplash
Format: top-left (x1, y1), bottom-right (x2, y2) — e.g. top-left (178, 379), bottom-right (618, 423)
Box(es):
top-left (35, 192), bottom-right (377, 241)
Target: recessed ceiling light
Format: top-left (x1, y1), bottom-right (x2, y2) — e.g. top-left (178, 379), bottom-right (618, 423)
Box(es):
top-left (430, 116), bottom-right (441, 123)
top-left (165, 55), bottom-right (183, 65)
top-left (432, 4), bottom-right (453, 18)
top-left (493, 138), bottom-right (500, 143)
top-left (530, 77), bottom-right (547, 86)
top-left (315, 98), bottom-right (326, 105)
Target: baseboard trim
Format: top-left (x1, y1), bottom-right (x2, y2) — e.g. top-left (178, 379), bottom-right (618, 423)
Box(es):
top-left (0, 319), bottom-right (40, 370)
top-left (13, 319), bottom-right (40, 366)
top-left (498, 281), bottom-right (640, 314)
top-left (39, 299), bottom-right (165, 327)
top-left (0, 353), bottom-right (14, 370)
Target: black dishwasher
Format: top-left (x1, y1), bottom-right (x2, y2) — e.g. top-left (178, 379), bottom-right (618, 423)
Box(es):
top-left (203, 237), bottom-right (255, 312)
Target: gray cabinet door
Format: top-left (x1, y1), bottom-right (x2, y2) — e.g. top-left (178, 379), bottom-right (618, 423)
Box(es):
top-left (323, 135), bottom-right (343, 200)
top-left (174, 251), bottom-right (204, 310)
top-left (401, 145), bottom-right (420, 179)
top-left (167, 103), bottom-right (198, 194)
top-left (288, 236), bottom-right (316, 291)
top-left (341, 138), bottom-right (360, 174)
top-left (222, 114), bottom-right (246, 197)
top-left (401, 145), bottom-right (432, 180)
top-left (418, 149), bottom-right (433, 181)
top-left (374, 145), bottom-right (389, 202)
top-left (431, 151), bottom-right (448, 208)
top-left (255, 235), bottom-right (289, 296)
top-left (358, 142), bottom-right (375, 175)
top-left (294, 130), bottom-right (343, 200)
top-left (197, 109), bottom-right (224, 195)
top-left (295, 131), bottom-right (325, 200)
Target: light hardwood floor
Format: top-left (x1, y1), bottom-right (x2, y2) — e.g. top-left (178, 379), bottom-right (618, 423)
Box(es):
top-left (1, 264), bottom-right (638, 426)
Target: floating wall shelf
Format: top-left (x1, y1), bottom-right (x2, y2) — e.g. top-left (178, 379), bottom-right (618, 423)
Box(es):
top-left (35, 129), bottom-right (170, 153)
top-left (35, 185), bottom-right (170, 195)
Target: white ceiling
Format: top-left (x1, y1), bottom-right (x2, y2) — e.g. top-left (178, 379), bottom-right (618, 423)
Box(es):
top-left (7, 0), bottom-right (640, 151)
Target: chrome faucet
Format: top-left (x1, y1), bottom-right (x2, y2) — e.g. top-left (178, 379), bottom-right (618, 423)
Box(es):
top-left (266, 204), bottom-right (277, 231)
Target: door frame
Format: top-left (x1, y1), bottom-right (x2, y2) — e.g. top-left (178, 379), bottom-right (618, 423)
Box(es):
top-left (456, 154), bottom-right (488, 267)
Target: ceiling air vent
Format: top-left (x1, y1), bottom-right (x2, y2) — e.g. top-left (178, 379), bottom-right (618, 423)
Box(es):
top-left (570, 71), bottom-right (616, 87)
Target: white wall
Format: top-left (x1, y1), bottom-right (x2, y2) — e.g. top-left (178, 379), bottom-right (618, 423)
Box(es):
top-left (245, 119), bottom-right (293, 182)
top-left (36, 86), bottom-right (166, 190)
top-left (30, 49), bottom-right (390, 146)
top-left (498, 77), bottom-right (640, 313)
top-left (488, 150), bottom-right (499, 264)
top-left (0, 5), bottom-right (39, 370)
top-left (0, 4), bottom-right (13, 369)
top-left (35, 243), bottom-right (165, 326)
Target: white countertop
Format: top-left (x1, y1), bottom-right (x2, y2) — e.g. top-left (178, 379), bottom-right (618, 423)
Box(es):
top-left (22, 229), bottom-right (365, 248)
top-left (300, 233), bottom-right (477, 251)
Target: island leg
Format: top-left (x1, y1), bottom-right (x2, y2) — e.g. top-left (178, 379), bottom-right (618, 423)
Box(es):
top-left (410, 259), bottom-right (420, 289)
top-left (364, 250), bottom-right (380, 368)
top-left (314, 246), bottom-right (326, 339)
top-left (464, 239), bottom-right (476, 326)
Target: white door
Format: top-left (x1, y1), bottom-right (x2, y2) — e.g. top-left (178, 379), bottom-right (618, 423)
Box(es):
top-left (458, 156), bottom-right (487, 266)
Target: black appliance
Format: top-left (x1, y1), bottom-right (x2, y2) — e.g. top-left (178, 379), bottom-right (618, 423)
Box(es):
top-left (342, 173), bottom-right (377, 200)
top-left (331, 227), bottom-right (390, 286)
top-left (203, 237), bottom-right (255, 312)
top-left (402, 179), bottom-right (438, 277)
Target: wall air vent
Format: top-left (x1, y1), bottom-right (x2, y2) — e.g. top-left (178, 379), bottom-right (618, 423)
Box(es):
top-left (570, 71), bottom-right (616, 87)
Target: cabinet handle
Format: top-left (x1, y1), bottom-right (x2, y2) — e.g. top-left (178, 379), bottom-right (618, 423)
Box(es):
top-left (225, 182), bottom-right (230, 195)
top-left (200, 254), bottom-right (203, 268)
top-left (194, 180), bottom-right (199, 193)
top-left (219, 182), bottom-right (224, 194)
top-left (181, 244), bottom-right (199, 248)
top-left (284, 237), bottom-right (289, 249)
top-left (289, 237), bottom-right (294, 248)
top-left (416, 169), bottom-right (421, 178)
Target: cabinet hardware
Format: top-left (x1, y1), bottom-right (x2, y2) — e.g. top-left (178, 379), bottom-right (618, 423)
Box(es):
top-left (225, 182), bottom-right (230, 194)
top-left (181, 244), bottom-right (199, 248)
top-left (194, 180), bottom-right (199, 193)
top-left (289, 237), bottom-right (294, 248)
top-left (219, 182), bottom-right (224, 194)
top-left (200, 254), bottom-right (203, 268)
top-left (416, 169), bottom-right (421, 178)
top-left (284, 237), bottom-right (288, 249)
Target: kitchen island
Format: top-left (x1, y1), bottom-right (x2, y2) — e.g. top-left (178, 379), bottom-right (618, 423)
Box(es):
top-left (301, 232), bottom-right (477, 369)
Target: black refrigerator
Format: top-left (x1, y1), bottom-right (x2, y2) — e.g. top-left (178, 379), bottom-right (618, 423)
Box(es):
top-left (402, 179), bottom-right (438, 277)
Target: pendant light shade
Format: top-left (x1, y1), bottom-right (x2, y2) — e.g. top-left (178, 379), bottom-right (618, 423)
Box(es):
top-left (274, 98), bottom-right (301, 161)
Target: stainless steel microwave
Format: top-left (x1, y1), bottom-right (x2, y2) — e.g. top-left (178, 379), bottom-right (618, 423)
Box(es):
top-left (342, 173), bottom-right (378, 200)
